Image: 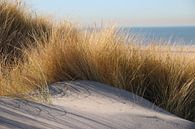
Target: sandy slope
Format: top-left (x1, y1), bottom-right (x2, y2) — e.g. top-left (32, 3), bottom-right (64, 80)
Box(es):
top-left (0, 81), bottom-right (194, 129)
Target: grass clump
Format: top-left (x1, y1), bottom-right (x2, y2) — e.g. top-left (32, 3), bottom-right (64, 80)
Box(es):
top-left (0, 1), bottom-right (194, 122)
top-left (0, 0), bottom-right (51, 63)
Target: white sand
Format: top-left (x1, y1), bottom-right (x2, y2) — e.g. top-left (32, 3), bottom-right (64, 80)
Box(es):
top-left (0, 81), bottom-right (194, 129)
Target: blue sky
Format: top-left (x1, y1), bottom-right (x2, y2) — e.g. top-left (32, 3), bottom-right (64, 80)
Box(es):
top-left (25, 0), bottom-right (195, 27)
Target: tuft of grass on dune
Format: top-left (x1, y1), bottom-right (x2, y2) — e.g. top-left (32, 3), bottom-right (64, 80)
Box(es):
top-left (0, 1), bottom-right (194, 121)
top-left (0, 0), bottom-right (51, 63)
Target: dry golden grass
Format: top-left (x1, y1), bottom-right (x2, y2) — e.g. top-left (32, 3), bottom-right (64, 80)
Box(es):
top-left (0, 1), bottom-right (194, 121)
top-left (0, 0), bottom-right (51, 63)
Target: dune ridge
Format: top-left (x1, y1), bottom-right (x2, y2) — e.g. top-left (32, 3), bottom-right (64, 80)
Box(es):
top-left (0, 81), bottom-right (194, 129)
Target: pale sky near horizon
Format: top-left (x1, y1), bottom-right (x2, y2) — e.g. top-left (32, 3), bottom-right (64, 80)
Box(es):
top-left (24, 0), bottom-right (195, 27)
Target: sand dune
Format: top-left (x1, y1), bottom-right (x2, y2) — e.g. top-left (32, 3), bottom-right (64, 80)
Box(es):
top-left (0, 81), bottom-right (194, 129)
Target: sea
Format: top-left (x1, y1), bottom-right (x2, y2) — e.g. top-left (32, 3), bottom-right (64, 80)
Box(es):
top-left (120, 26), bottom-right (195, 45)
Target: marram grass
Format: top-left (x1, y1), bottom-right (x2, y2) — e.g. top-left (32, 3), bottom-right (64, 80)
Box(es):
top-left (0, 1), bottom-right (194, 121)
top-left (0, 0), bottom-right (51, 63)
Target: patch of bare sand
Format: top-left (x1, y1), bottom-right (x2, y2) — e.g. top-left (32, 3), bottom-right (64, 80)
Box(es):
top-left (0, 81), bottom-right (194, 129)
